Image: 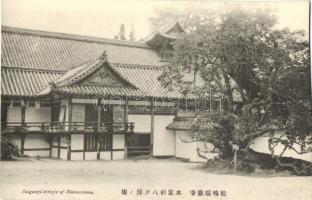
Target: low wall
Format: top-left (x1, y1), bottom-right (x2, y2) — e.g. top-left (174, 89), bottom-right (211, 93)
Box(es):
top-left (153, 115), bottom-right (175, 156)
top-left (174, 130), bottom-right (216, 162)
top-left (8, 133), bottom-right (50, 158)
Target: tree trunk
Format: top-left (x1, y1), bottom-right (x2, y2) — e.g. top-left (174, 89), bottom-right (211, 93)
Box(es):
top-left (222, 71), bottom-right (234, 112)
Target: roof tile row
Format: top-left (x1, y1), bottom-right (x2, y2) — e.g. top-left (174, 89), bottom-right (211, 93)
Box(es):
top-left (2, 27), bottom-right (163, 71)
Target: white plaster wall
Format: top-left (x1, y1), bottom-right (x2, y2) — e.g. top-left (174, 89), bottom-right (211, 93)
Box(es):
top-left (71, 135), bottom-right (84, 150)
top-left (25, 107), bottom-right (51, 123)
top-left (24, 134), bottom-right (50, 149)
top-left (175, 131), bottom-right (215, 162)
top-left (72, 104), bottom-right (85, 130)
top-left (24, 150), bottom-right (50, 157)
top-left (85, 152), bottom-right (97, 160)
top-left (51, 148), bottom-right (58, 158)
top-left (250, 133), bottom-right (312, 162)
top-left (113, 134), bottom-right (125, 149)
top-left (100, 151), bottom-right (111, 160)
top-left (7, 107), bottom-right (22, 123)
top-left (128, 114), bottom-right (151, 133)
top-left (153, 115), bottom-right (175, 156)
top-left (60, 149), bottom-right (68, 160)
top-left (71, 152), bottom-right (83, 160)
top-left (113, 151), bottom-right (124, 160)
top-left (175, 130), bottom-right (196, 160)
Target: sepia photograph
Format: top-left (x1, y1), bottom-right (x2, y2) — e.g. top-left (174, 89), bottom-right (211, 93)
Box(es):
top-left (0, 0), bottom-right (311, 200)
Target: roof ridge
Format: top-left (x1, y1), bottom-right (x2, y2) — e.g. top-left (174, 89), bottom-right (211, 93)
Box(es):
top-left (112, 63), bottom-right (165, 69)
top-left (1, 66), bottom-right (65, 74)
top-left (2, 25), bottom-right (150, 49)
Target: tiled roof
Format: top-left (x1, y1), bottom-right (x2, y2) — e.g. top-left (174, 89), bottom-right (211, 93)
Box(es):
top-left (1, 26), bottom-right (163, 71)
top-left (112, 64), bottom-right (184, 99)
top-left (144, 21), bottom-right (185, 42)
top-left (37, 63), bottom-right (185, 99)
top-left (167, 117), bottom-right (215, 131)
top-left (1, 67), bottom-right (62, 97)
top-left (51, 57), bottom-right (136, 88)
top-left (1, 62), bottom-right (186, 98)
top-left (54, 85), bottom-right (144, 97)
top-left (1, 26), bottom-right (186, 99)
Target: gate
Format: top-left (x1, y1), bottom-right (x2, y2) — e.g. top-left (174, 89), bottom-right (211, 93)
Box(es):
top-left (126, 134), bottom-right (151, 157)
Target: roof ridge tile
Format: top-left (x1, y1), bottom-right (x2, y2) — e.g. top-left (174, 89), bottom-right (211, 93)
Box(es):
top-left (2, 25), bottom-right (150, 49)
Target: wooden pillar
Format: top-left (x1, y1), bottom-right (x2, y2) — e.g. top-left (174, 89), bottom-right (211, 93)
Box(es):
top-left (68, 98), bottom-right (72, 131)
top-left (57, 135), bottom-right (61, 159)
top-left (97, 97), bottom-right (101, 131)
top-left (83, 134), bottom-right (86, 160)
top-left (21, 133), bottom-right (25, 155)
top-left (150, 98), bottom-right (155, 156)
top-left (97, 138), bottom-right (101, 160)
top-left (96, 98), bottom-right (101, 160)
top-left (124, 96), bottom-right (128, 130)
top-left (67, 135), bottom-right (71, 160)
top-left (21, 106), bottom-right (26, 127)
top-left (110, 133), bottom-right (113, 160)
top-left (51, 95), bottom-right (55, 122)
top-left (124, 96), bottom-right (128, 158)
top-left (21, 103), bottom-right (26, 155)
top-left (67, 98), bottom-right (72, 160)
top-left (49, 136), bottom-right (52, 158)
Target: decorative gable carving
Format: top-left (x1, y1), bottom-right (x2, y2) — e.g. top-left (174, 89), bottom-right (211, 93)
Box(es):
top-left (82, 66), bottom-right (125, 87)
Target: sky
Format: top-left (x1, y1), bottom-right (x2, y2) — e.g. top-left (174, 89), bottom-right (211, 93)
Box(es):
top-left (1, 0), bottom-right (310, 41)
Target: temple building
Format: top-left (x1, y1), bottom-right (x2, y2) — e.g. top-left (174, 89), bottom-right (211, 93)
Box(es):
top-left (1, 22), bottom-right (224, 161)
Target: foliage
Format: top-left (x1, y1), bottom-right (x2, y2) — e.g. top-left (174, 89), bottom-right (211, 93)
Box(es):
top-left (154, 7), bottom-right (311, 174)
top-left (192, 114), bottom-right (238, 159)
top-left (1, 137), bottom-right (20, 160)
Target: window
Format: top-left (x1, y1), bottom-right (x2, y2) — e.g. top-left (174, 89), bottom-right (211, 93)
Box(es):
top-left (84, 134), bottom-right (112, 151)
top-left (98, 135), bottom-right (112, 151)
top-left (84, 134), bottom-right (97, 151)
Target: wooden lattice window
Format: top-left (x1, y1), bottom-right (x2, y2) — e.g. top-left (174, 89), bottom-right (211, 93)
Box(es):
top-left (84, 134), bottom-right (112, 151)
top-left (98, 134), bottom-right (112, 151)
top-left (84, 134), bottom-right (97, 151)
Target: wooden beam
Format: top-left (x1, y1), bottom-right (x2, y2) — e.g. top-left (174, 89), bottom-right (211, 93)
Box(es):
top-left (124, 96), bottom-right (128, 158)
top-left (68, 98), bottom-right (72, 131)
top-left (21, 106), bottom-right (26, 126)
top-left (51, 95), bottom-right (55, 122)
top-left (83, 134), bottom-right (86, 160)
top-left (67, 135), bottom-right (71, 160)
top-left (57, 135), bottom-right (61, 159)
top-left (124, 96), bottom-right (128, 127)
top-left (21, 134), bottom-right (25, 155)
top-left (49, 136), bottom-right (52, 158)
top-left (150, 98), bottom-right (154, 156)
top-left (110, 133), bottom-right (113, 160)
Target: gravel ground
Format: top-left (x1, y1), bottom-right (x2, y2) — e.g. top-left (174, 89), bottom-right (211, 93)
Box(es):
top-left (0, 158), bottom-right (311, 200)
